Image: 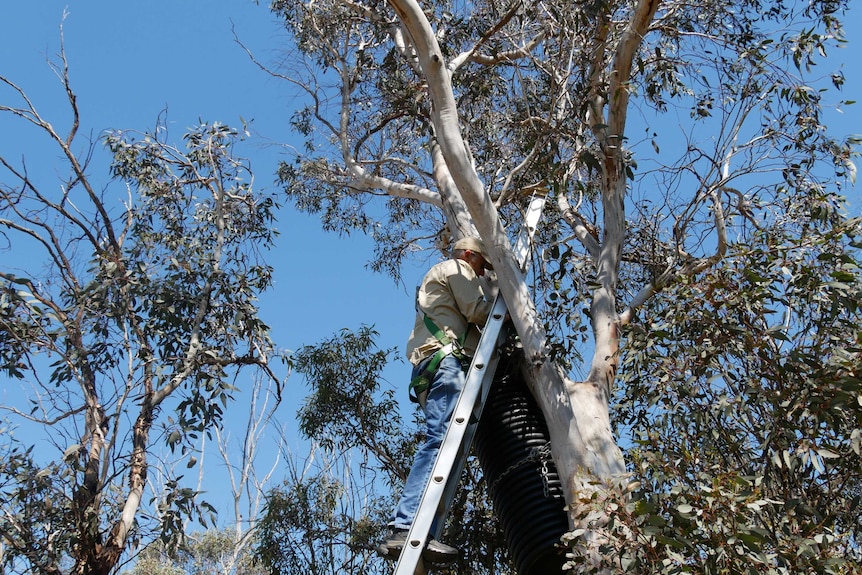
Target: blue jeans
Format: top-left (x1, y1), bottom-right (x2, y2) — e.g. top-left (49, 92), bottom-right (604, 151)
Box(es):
top-left (390, 353), bottom-right (466, 531)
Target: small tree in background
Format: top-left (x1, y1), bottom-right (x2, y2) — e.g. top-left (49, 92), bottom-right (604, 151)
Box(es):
top-left (123, 530), bottom-right (263, 575)
top-left (255, 326), bottom-right (512, 575)
top-left (0, 39), bottom-right (285, 574)
top-left (254, 327), bottom-right (403, 575)
top-left (118, 374), bottom-right (285, 575)
top-left (608, 188), bottom-right (862, 573)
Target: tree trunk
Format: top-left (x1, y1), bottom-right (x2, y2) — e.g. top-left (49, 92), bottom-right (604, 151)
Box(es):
top-left (387, 1), bottom-right (627, 567)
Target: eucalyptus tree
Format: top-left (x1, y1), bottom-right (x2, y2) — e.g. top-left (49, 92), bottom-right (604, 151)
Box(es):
top-left (611, 187), bottom-right (862, 573)
top-left (266, 0), bottom-right (857, 569)
top-left (0, 44), bottom-right (284, 574)
top-left (254, 327), bottom-right (411, 575)
top-left (255, 326), bottom-right (512, 575)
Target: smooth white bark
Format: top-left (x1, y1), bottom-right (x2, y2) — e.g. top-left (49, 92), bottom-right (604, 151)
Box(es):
top-left (386, 2), bottom-right (628, 558)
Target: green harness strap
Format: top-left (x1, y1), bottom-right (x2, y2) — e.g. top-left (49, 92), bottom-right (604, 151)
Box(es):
top-left (408, 315), bottom-right (467, 403)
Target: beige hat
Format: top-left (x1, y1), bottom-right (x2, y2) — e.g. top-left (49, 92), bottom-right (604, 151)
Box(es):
top-left (453, 236), bottom-right (493, 269)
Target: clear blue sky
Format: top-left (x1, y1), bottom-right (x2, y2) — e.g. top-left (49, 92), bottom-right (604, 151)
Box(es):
top-left (1, 0), bottom-right (859, 529)
top-left (0, 0), bottom-right (425, 355)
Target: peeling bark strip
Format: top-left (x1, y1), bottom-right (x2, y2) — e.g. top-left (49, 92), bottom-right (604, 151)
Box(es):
top-left (112, 399), bottom-right (154, 548)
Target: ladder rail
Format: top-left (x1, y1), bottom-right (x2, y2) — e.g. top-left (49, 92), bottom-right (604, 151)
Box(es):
top-left (432, 323), bottom-right (505, 541)
top-left (434, 194), bottom-right (547, 535)
top-left (393, 195), bottom-right (546, 575)
top-left (393, 295), bottom-right (509, 575)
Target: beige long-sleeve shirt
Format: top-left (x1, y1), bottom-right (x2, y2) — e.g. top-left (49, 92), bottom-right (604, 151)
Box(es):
top-left (406, 258), bottom-right (493, 366)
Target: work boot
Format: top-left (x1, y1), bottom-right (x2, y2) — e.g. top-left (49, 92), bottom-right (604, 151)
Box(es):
top-left (377, 528), bottom-right (407, 560)
top-left (376, 528), bottom-right (459, 564)
top-left (421, 537), bottom-right (459, 564)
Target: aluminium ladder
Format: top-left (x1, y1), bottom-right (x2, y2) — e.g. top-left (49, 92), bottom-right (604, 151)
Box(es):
top-left (393, 194), bottom-right (546, 575)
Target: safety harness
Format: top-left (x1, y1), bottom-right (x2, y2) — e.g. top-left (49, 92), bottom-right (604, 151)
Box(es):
top-left (408, 315), bottom-right (467, 404)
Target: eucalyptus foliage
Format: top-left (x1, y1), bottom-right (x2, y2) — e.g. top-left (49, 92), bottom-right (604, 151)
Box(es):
top-left (256, 326), bottom-right (513, 575)
top-left (121, 530), bottom-right (264, 575)
top-left (265, 0), bottom-right (858, 570)
top-left (604, 189), bottom-right (862, 574)
top-left (0, 58), bottom-right (284, 573)
top-left (255, 328), bottom-right (398, 575)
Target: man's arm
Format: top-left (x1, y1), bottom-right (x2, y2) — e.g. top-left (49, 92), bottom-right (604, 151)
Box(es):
top-left (448, 262), bottom-right (493, 326)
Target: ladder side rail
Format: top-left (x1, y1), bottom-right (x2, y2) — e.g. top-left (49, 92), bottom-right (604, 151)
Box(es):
top-left (430, 194), bottom-right (547, 539)
top-left (393, 194), bottom-right (547, 575)
top-left (393, 294), bottom-right (509, 575)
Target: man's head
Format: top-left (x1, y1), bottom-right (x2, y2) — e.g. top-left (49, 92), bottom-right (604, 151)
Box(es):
top-left (453, 236), bottom-right (493, 276)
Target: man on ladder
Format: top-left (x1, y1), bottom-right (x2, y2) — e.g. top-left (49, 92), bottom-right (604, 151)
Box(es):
top-left (377, 236), bottom-right (495, 564)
